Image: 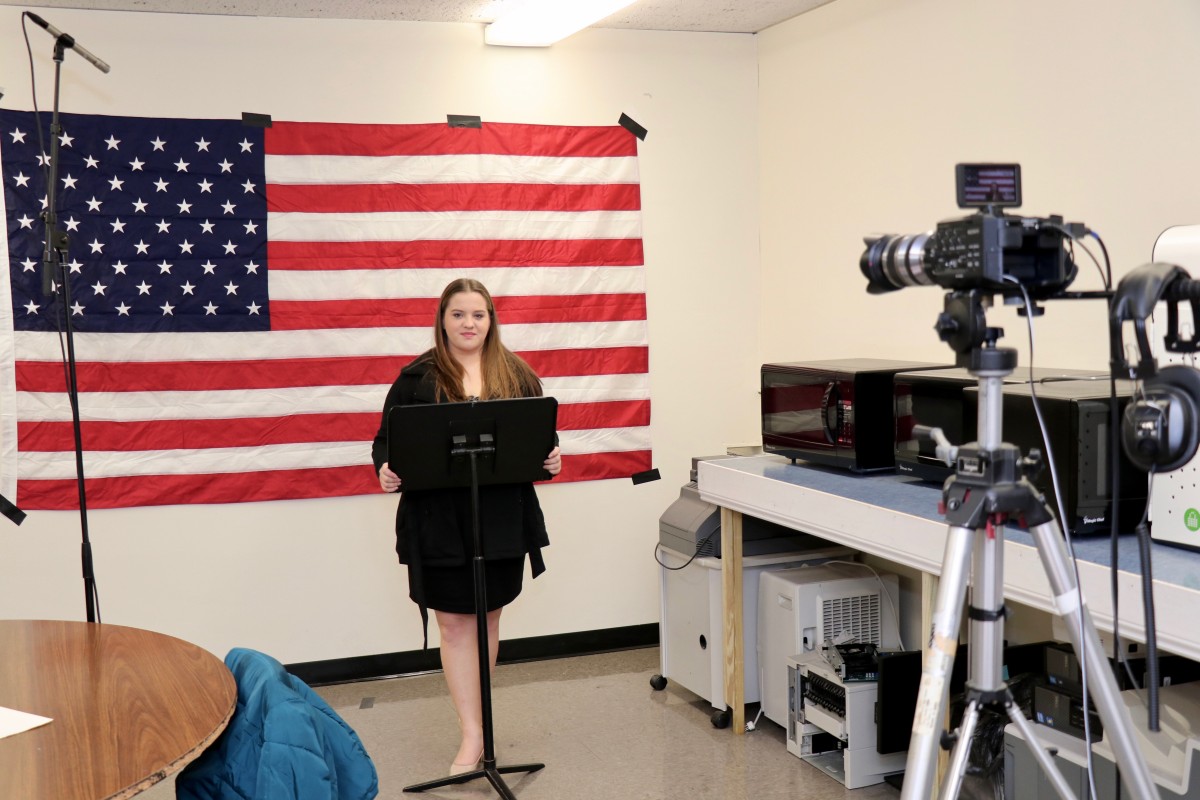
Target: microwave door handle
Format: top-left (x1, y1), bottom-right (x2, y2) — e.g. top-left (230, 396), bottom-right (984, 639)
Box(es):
top-left (821, 382), bottom-right (840, 445)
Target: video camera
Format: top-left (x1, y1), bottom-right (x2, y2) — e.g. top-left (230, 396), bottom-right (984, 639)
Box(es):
top-left (859, 164), bottom-right (1081, 299)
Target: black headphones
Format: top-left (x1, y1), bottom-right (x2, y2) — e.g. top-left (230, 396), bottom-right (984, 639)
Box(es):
top-left (1110, 263), bottom-right (1200, 472)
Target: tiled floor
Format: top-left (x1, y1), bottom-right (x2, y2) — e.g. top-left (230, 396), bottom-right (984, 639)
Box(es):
top-left (146, 646), bottom-right (906, 799)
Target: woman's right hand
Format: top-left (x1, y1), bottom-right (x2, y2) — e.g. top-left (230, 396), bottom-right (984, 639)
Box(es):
top-left (379, 462), bottom-right (401, 493)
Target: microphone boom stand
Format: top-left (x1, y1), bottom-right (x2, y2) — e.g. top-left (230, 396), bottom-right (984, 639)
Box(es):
top-left (38, 27), bottom-right (98, 624)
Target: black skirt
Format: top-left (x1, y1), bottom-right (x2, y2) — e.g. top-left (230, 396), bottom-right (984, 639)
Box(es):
top-left (412, 556), bottom-right (526, 614)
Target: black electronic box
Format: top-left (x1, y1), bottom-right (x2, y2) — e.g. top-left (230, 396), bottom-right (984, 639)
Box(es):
top-left (894, 368), bottom-right (1107, 484)
top-left (962, 379), bottom-right (1147, 535)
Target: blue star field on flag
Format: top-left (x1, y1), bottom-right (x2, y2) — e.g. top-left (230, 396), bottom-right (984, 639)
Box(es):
top-left (2, 110), bottom-right (269, 332)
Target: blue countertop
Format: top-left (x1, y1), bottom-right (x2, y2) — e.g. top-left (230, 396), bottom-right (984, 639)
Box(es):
top-left (728, 454), bottom-right (1200, 592)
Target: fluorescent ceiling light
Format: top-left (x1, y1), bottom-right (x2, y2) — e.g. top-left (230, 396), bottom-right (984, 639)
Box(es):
top-left (484, 0), bottom-right (640, 47)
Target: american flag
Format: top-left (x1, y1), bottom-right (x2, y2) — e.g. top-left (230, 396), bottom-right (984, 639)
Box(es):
top-left (0, 109), bottom-right (651, 509)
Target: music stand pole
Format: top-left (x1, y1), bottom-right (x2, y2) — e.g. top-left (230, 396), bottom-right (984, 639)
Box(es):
top-left (404, 432), bottom-right (544, 798)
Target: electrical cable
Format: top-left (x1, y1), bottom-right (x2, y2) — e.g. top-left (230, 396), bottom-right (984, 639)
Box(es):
top-left (1089, 229), bottom-right (1114, 291)
top-left (1075, 225), bottom-right (1132, 800)
top-left (1049, 221), bottom-right (1107, 288)
top-left (653, 530), bottom-right (717, 571)
top-left (823, 559), bottom-right (906, 652)
top-left (1009, 277), bottom-right (1099, 800)
top-left (1134, 471), bottom-right (1160, 731)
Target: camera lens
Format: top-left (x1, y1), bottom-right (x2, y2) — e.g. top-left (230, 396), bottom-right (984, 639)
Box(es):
top-left (860, 232), bottom-right (935, 294)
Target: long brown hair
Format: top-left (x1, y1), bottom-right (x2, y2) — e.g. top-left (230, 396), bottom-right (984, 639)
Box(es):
top-left (428, 278), bottom-right (542, 401)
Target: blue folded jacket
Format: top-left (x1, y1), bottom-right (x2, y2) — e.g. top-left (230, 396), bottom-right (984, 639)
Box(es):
top-left (176, 647), bottom-right (379, 800)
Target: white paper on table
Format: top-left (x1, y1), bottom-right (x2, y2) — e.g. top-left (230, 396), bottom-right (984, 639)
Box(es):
top-left (0, 705), bottom-right (52, 740)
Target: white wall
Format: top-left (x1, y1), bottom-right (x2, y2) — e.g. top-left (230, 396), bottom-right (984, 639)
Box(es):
top-left (15, 0), bottom-right (1182, 668)
top-left (758, 0), bottom-right (1200, 370)
top-left (0, 8), bottom-right (762, 663)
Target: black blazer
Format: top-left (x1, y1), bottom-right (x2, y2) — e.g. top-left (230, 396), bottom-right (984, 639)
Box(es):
top-left (371, 353), bottom-right (550, 575)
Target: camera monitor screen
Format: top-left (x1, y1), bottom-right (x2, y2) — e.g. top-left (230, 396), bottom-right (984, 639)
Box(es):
top-left (956, 163), bottom-right (1021, 209)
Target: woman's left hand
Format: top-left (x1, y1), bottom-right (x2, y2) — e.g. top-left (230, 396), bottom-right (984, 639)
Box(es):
top-left (544, 446), bottom-right (562, 476)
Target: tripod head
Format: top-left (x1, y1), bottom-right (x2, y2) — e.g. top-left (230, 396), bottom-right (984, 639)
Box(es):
top-left (919, 290), bottom-right (1046, 497)
top-left (933, 289), bottom-right (1018, 375)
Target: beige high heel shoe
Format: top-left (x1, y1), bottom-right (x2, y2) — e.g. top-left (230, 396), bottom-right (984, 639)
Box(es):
top-left (449, 750), bottom-right (483, 776)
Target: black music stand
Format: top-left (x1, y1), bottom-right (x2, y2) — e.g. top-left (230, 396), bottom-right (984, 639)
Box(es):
top-left (392, 397), bottom-right (557, 799)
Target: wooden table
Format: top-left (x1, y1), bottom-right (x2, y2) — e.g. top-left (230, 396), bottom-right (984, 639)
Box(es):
top-left (0, 620), bottom-right (236, 800)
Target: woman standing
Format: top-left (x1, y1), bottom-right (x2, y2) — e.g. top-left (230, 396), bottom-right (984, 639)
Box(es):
top-left (371, 278), bottom-right (562, 774)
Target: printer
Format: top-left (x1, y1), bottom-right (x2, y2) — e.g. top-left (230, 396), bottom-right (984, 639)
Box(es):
top-left (660, 455), bottom-right (827, 558)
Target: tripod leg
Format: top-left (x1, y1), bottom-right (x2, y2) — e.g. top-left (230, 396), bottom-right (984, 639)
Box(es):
top-left (935, 528), bottom-right (1008, 800)
top-left (1028, 519), bottom-right (1158, 799)
top-left (901, 524), bottom-right (974, 800)
top-left (1006, 698), bottom-right (1080, 800)
top-left (938, 698), bottom-right (980, 800)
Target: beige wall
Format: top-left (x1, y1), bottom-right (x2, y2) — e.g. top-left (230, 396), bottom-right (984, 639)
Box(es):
top-left (6, 0), bottom-right (1188, 667)
top-left (758, 0), bottom-right (1200, 370)
top-left (0, 8), bottom-right (762, 662)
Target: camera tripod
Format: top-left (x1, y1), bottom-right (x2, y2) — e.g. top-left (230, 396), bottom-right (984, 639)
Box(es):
top-left (901, 296), bottom-right (1158, 800)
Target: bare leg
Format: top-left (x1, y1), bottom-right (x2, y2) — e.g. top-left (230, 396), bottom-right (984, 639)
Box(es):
top-left (435, 607), bottom-right (503, 767)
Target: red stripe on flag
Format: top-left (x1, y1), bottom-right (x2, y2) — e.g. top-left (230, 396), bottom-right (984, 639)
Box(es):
top-left (16, 400), bottom-right (645, 452)
top-left (269, 293), bottom-right (646, 331)
top-left (267, 182), bottom-right (641, 213)
top-left (18, 413), bottom-right (379, 452)
top-left (16, 452), bottom-right (647, 509)
top-left (17, 465), bottom-right (381, 509)
top-left (516, 347), bottom-right (647, 378)
top-left (16, 356), bottom-right (407, 392)
top-left (555, 400), bottom-right (650, 431)
top-left (266, 239), bottom-right (644, 270)
top-left (265, 121), bottom-right (638, 158)
top-left (556, 451), bottom-right (652, 483)
top-left (496, 294), bottom-right (645, 323)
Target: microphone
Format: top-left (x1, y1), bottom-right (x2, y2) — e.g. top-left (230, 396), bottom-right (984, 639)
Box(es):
top-left (26, 12), bottom-right (111, 74)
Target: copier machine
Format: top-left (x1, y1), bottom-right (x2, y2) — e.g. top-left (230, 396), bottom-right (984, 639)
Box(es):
top-left (652, 455), bottom-right (852, 727)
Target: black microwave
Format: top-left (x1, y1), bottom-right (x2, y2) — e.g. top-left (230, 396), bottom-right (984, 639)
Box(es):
top-left (962, 379), bottom-right (1147, 535)
top-left (762, 358), bottom-right (952, 472)
top-left (893, 367), bottom-right (1109, 484)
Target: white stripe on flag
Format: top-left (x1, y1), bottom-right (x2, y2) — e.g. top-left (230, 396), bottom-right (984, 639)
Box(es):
top-left (13, 320), bottom-right (650, 362)
top-left (16, 374), bottom-right (651, 422)
top-left (559, 426), bottom-right (652, 454)
top-left (540, 374), bottom-right (649, 404)
top-left (270, 266), bottom-right (647, 302)
top-left (18, 441), bottom-right (377, 479)
top-left (268, 210), bottom-right (642, 242)
top-left (265, 154), bottom-right (641, 185)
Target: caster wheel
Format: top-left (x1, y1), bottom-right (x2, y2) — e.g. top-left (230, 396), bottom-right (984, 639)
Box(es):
top-left (711, 708), bottom-right (732, 729)
top-left (649, 674), bottom-right (667, 691)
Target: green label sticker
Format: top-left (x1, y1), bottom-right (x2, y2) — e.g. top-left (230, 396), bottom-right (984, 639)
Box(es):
top-left (1186, 508), bottom-right (1200, 532)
